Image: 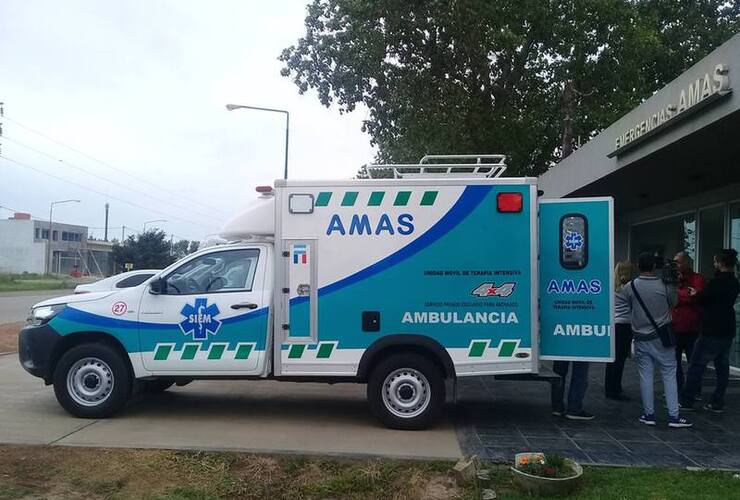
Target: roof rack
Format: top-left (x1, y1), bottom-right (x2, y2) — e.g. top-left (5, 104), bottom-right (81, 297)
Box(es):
top-left (366, 154), bottom-right (507, 179)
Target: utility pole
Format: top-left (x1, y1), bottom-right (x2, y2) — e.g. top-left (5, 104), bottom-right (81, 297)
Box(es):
top-left (104, 203), bottom-right (109, 241)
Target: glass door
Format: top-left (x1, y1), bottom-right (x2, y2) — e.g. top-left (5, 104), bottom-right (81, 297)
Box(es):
top-left (729, 204), bottom-right (740, 368)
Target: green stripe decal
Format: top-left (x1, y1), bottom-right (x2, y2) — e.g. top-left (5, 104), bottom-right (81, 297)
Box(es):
top-left (341, 191), bottom-right (358, 206)
top-left (235, 344), bottom-right (253, 360)
top-left (420, 191), bottom-right (438, 206)
top-left (288, 344), bottom-right (306, 359)
top-left (393, 191), bottom-right (411, 206)
top-left (208, 344), bottom-right (226, 360)
top-left (154, 345), bottom-right (172, 361)
top-left (181, 344), bottom-right (198, 360)
top-left (368, 191), bottom-right (385, 206)
top-left (316, 343), bottom-right (335, 359)
top-left (498, 341), bottom-right (517, 357)
top-left (468, 341), bottom-right (487, 358)
top-left (315, 192), bottom-right (332, 206)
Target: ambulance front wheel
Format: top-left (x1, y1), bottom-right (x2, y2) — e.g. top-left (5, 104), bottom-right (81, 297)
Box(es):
top-left (367, 352), bottom-right (445, 430)
top-left (53, 343), bottom-right (132, 418)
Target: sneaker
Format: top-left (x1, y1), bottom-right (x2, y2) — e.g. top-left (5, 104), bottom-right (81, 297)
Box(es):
top-left (695, 394), bottom-right (703, 402)
top-left (668, 416), bottom-right (694, 428)
top-left (566, 410), bottom-right (595, 421)
top-left (678, 402), bottom-right (696, 412)
top-left (703, 403), bottom-right (724, 414)
top-left (639, 414), bottom-right (657, 426)
top-left (552, 409), bottom-right (565, 417)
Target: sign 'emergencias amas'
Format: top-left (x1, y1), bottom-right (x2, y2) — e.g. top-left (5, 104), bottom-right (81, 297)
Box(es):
top-left (612, 64), bottom-right (731, 156)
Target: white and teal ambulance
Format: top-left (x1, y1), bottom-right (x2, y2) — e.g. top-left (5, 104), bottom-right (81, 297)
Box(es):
top-left (19, 155), bottom-right (614, 429)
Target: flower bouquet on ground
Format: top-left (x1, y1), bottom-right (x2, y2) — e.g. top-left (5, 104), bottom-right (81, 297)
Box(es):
top-left (511, 452), bottom-right (583, 495)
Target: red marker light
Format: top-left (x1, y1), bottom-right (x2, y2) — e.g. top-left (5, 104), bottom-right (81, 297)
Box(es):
top-left (497, 192), bottom-right (523, 213)
top-left (255, 185), bottom-right (273, 194)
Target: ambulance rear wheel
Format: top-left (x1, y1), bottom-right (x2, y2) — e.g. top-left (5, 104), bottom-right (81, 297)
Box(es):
top-left (368, 353), bottom-right (445, 430)
top-left (53, 343), bottom-right (132, 418)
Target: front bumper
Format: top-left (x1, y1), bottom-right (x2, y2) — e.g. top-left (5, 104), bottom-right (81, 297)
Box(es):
top-left (18, 323), bottom-right (62, 382)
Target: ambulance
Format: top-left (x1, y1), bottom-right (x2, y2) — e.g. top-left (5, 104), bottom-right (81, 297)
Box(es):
top-left (19, 155), bottom-right (614, 429)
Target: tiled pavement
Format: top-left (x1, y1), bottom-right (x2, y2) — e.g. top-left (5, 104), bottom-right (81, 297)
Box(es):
top-left (455, 359), bottom-right (740, 469)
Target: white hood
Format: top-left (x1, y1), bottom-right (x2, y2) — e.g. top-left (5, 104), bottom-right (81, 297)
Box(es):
top-left (33, 290), bottom-right (117, 309)
top-left (220, 194), bottom-right (275, 240)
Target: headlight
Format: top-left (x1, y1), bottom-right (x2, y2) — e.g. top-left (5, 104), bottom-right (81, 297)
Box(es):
top-left (27, 304), bottom-right (66, 326)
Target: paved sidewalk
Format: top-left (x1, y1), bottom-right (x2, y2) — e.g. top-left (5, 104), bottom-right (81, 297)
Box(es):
top-left (0, 354), bottom-right (461, 459)
top-left (455, 360), bottom-right (740, 469)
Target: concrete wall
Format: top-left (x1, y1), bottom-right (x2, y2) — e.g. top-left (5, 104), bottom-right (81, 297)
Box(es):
top-left (0, 220), bottom-right (46, 274)
top-left (539, 33), bottom-right (740, 198)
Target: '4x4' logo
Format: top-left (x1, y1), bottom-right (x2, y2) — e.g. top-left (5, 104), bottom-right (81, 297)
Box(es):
top-left (179, 298), bottom-right (222, 340)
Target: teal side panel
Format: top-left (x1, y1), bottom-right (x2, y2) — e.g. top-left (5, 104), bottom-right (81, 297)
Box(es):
top-left (49, 306), bottom-right (269, 354)
top-left (308, 185), bottom-right (534, 350)
top-left (539, 199), bottom-right (614, 360)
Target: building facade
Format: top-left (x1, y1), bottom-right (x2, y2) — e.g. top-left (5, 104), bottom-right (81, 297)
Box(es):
top-left (539, 33), bottom-right (740, 367)
top-left (0, 212), bottom-right (112, 276)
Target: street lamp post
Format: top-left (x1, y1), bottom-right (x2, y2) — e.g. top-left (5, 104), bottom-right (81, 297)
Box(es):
top-left (226, 103), bottom-right (289, 180)
top-left (143, 219), bottom-right (167, 232)
top-left (46, 199), bottom-right (80, 275)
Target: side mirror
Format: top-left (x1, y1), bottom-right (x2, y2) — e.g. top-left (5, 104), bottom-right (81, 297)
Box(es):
top-left (149, 277), bottom-right (167, 295)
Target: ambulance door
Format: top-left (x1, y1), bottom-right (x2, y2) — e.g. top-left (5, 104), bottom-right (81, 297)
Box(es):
top-left (138, 246), bottom-right (270, 374)
top-left (276, 238), bottom-right (318, 372)
top-left (539, 198), bottom-right (614, 361)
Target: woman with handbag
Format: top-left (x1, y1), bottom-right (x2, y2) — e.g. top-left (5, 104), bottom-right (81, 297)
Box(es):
top-left (621, 252), bottom-right (693, 428)
top-left (679, 249), bottom-right (740, 413)
top-left (604, 261), bottom-right (634, 400)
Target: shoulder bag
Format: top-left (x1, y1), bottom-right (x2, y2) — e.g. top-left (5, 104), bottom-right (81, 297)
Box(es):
top-left (631, 280), bottom-right (676, 348)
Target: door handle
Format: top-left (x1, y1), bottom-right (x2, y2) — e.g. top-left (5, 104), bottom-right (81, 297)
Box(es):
top-left (231, 302), bottom-right (258, 310)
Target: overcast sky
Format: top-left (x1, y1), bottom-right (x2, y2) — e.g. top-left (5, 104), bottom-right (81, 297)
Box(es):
top-left (0, 0), bottom-right (376, 242)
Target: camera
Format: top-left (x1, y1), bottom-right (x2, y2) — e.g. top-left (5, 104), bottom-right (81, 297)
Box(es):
top-left (655, 256), bottom-right (680, 284)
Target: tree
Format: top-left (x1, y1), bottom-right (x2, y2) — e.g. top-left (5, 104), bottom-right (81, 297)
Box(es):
top-left (111, 230), bottom-right (175, 272)
top-left (281, 0), bottom-right (738, 174)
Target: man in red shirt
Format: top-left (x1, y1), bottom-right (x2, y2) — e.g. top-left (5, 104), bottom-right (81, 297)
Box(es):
top-left (672, 252), bottom-right (705, 391)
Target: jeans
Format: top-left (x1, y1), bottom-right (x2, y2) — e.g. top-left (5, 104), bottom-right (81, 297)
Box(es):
top-left (681, 336), bottom-right (734, 408)
top-left (634, 337), bottom-right (679, 418)
top-left (605, 323), bottom-right (633, 396)
top-left (552, 361), bottom-right (589, 413)
top-left (675, 333), bottom-right (698, 392)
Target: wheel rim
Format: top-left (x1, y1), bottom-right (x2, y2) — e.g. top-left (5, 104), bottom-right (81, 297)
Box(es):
top-left (66, 357), bottom-right (114, 407)
top-left (381, 368), bottom-right (431, 419)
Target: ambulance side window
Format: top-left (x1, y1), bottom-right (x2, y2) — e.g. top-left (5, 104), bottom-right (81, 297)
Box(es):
top-left (163, 249), bottom-right (260, 295)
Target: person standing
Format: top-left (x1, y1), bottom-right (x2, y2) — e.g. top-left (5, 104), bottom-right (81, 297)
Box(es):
top-left (552, 361), bottom-right (594, 420)
top-left (621, 252), bottom-right (692, 428)
top-left (605, 261), bottom-right (634, 400)
top-left (672, 252), bottom-right (705, 391)
top-left (680, 249), bottom-right (740, 413)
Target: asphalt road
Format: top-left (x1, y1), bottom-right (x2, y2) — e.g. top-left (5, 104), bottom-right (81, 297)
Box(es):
top-left (0, 354), bottom-right (461, 459)
top-left (0, 290), bottom-right (72, 323)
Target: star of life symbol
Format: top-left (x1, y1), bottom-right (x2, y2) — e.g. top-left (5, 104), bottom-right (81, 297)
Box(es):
top-left (472, 282), bottom-right (516, 298)
top-left (563, 231), bottom-right (584, 251)
top-left (179, 298), bottom-right (221, 341)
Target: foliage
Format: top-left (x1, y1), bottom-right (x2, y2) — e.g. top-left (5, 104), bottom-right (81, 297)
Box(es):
top-left (111, 231), bottom-right (200, 271)
top-left (515, 453), bottom-right (575, 479)
top-left (281, 0), bottom-right (738, 175)
top-left (0, 273), bottom-right (73, 292)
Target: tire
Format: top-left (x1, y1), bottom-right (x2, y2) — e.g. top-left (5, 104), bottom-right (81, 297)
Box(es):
top-left (140, 379), bottom-right (175, 394)
top-left (53, 343), bottom-right (132, 418)
top-left (367, 352), bottom-right (445, 430)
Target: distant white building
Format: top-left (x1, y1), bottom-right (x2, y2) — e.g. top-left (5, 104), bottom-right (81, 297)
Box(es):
top-left (0, 212), bottom-right (109, 275)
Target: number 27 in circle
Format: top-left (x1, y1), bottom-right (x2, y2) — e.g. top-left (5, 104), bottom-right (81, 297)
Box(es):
top-left (112, 302), bottom-right (127, 315)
